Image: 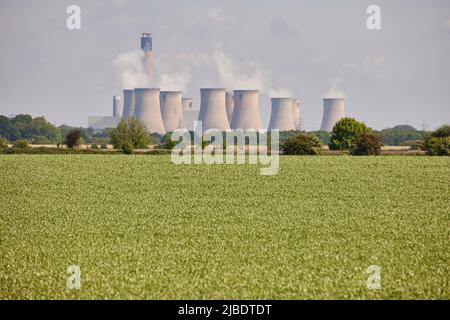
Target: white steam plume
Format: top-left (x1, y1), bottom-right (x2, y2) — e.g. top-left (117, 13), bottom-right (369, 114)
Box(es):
top-left (324, 77), bottom-right (346, 98)
top-left (113, 50), bottom-right (150, 89)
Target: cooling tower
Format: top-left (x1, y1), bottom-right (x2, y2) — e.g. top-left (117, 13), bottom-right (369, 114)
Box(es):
top-left (160, 91), bottom-right (183, 133)
top-left (198, 88), bottom-right (230, 132)
top-left (230, 90), bottom-right (262, 130)
top-left (134, 88), bottom-right (166, 134)
top-left (141, 33), bottom-right (152, 83)
top-left (113, 96), bottom-right (122, 117)
top-left (182, 98), bottom-right (193, 111)
top-left (320, 98), bottom-right (345, 132)
top-left (226, 92), bottom-right (234, 123)
top-left (292, 99), bottom-right (301, 130)
top-left (122, 90), bottom-right (135, 119)
top-left (268, 98), bottom-right (296, 131)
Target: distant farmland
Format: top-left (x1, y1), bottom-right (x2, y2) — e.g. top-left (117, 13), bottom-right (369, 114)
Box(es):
top-left (0, 155), bottom-right (448, 299)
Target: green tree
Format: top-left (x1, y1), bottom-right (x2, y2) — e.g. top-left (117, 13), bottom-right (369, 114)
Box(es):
top-left (281, 134), bottom-right (322, 155)
top-left (64, 129), bottom-right (82, 149)
top-left (379, 125), bottom-right (424, 146)
top-left (424, 124), bottom-right (450, 156)
top-left (110, 117), bottom-right (150, 153)
top-left (350, 132), bottom-right (382, 155)
top-left (329, 118), bottom-right (371, 150)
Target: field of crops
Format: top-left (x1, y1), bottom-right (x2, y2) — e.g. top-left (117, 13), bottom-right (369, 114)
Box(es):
top-left (0, 155), bottom-right (449, 299)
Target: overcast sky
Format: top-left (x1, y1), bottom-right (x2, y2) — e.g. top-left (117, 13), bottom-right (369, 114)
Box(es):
top-left (0, 0), bottom-right (449, 130)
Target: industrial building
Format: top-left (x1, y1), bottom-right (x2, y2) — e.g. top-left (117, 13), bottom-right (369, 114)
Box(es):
top-left (134, 88), bottom-right (166, 134)
top-left (230, 90), bottom-right (262, 130)
top-left (122, 89), bottom-right (135, 119)
top-left (268, 98), bottom-right (296, 131)
top-left (226, 92), bottom-right (234, 124)
top-left (320, 98), bottom-right (345, 132)
top-left (88, 32), bottom-right (349, 134)
top-left (141, 33), bottom-right (153, 83)
top-left (198, 88), bottom-right (230, 132)
top-left (160, 91), bottom-right (183, 132)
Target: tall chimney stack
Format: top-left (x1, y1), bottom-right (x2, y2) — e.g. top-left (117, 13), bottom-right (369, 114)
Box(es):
top-left (141, 33), bottom-right (153, 84)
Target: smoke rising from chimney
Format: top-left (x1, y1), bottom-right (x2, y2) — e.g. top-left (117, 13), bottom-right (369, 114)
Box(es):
top-left (113, 50), bottom-right (150, 89)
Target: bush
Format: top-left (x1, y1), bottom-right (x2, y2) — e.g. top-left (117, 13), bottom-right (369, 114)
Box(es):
top-left (162, 140), bottom-right (178, 150)
top-left (329, 118), bottom-right (371, 150)
top-left (100, 144), bottom-right (108, 150)
top-left (90, 144), bottom-right (99, 150)
top-left (0, 137), bottom-right (9, 150)
top-left (121, 141), bottom-right (134, 154)
top-left (350, 133), bottom-right (382, 156)
top-left (424, 137), bottom-right (450, 156)
top-left (13, 139), bottom-right (29, 149)
top-left (64, 129), bottom-right (82, 149)
top-left (32, 135), bottom-right (50, 145)
top-left (281, 134), bottom-right (322, 155)
top-left (400, 140), bottom-right (424, 151)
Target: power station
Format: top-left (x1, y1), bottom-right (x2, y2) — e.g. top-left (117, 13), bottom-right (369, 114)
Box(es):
top-left (122, 89), bottom-right (135, 119)
top-left (226, 91), bottom-right (234, 124)
top-left (198, 88), bottom-right (230, 132)
top-left (231, 90), bottom-right (262, 130)
top-left (141, 33), bottom-right (153, 84)
top-left (134, 88), bottom-right (166, 134)
top-left (320, 98), bottom-right (345, 132)
top-left (89, 33), bottom-right (348, 134)
top-left (160, 91), bottom-right (183, 132)
top-left (268, 98), bottom-right (296, 131)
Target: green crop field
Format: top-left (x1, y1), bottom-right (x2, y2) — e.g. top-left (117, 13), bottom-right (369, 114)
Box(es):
top-left (0, 155), bottom-right (449, 299)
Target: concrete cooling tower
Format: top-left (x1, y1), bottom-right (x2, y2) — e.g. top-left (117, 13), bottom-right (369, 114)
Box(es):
top-left (113, 96), bottom-right (122, 117)
top-left (134, 88), bottom-right (166, 134)
top-left (226, 92), bottom-right (234, 123)
top-left (198, 88), bottom-right (230, 132)
top-left (320, 98), bottom-right (345, 132)
top-left (268, 98), bottom-right (296, 131)
top-left (160, 91), bottom-right (183, 132)
top-left (122, 90), bottom-right (135, 119)
top-left (141, 33), bottom-right (153, 83)
top-left (292, 99), bottom-right (301, 130)
top-left (182, 98), bottom-right (193, 112)
top-left (230, 90), bottom-right (262, 130)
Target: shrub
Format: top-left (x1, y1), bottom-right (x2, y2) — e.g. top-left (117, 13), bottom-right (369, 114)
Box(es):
top-left (400, 140), bottom-right (424, 151)
top-left (13, 139), bottom-right (29, 149)
top-left (90, 144), bottom-right (99, 150)
top-left (121, 141), bottom-right (134, 154)
top-left (424, 137), bottom-right (450, 156)
top-left (100, 144), bottom-right (108, 150)
top-left (162, 140), bottom-right (178, 150)
top-left (350, 133), bottom-right (382, 156)
top-left (32, 135), bottom-right (50, 145)
top-left (0, 137), bottom-right (9, 150)
top-left (64, 129), bottom-right (81, 149)
top-left (281, 134), bottom-right (322, 155)
top-left (329, 118), bottom-right (371, 150)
